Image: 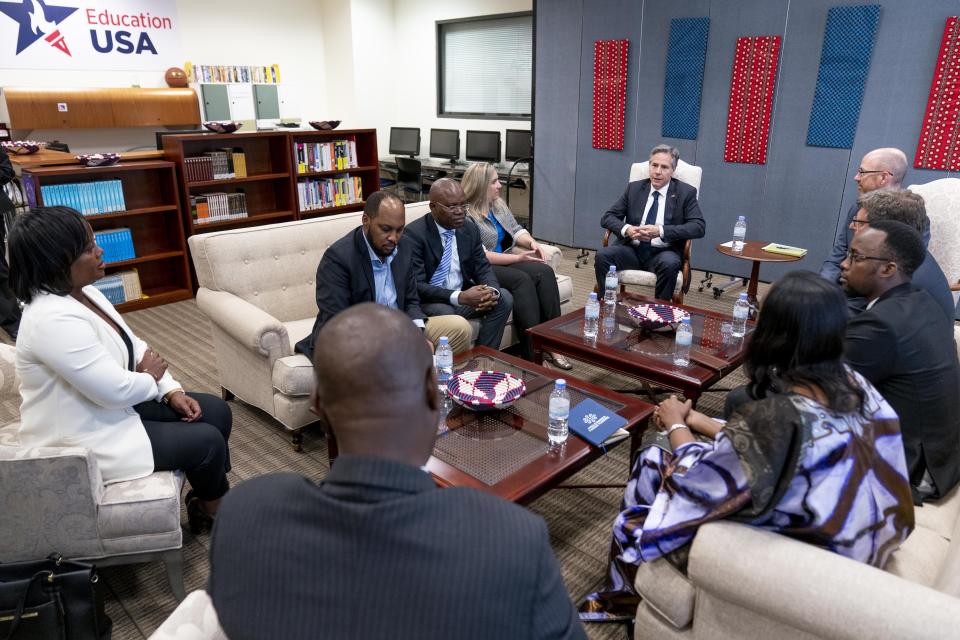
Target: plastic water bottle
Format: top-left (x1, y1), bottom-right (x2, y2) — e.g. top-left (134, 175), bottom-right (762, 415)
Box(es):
top-left (732, 216), bottom-right (747, 253)
top-left (673, 318), bottom-right (693, 367)
top-left (732, 293), bottom-right (749, 338)
top-left (548, 379), bottom-right (570, 445)
top-left (603, 265), bottom-right (619, 311)
top-left (435, 336), bottom-right (453, 394)
top-left (583, 293), bottom-right (600, 339)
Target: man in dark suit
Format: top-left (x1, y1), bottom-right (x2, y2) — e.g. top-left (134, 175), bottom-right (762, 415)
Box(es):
top-left (0, 145), bottom-right (22, 340)
top-left (595, 144), bottom-right (705, 300)
top-left (846, 189), bottom-right (954, 321)
top-left (841, 220), bottom-right (960, 503)
top-left (209, 304), bottom-right (586, 640)
top-left (294, 190), bottom-right (471, 359)
top-left (406, 178), bottom-right (513, 350)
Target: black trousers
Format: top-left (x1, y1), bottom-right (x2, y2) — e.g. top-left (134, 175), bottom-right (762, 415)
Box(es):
top-left (492, 262), bottom-right (561, 360)
top-left (135, 392), bottom-right (232, 501)
top-left (595, 243), bottom-right (681, 301)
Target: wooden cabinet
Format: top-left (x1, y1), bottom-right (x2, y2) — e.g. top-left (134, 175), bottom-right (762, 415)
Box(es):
top-left (162, 131), bottom-right (296, 235)
top-left (20, 161), bottom-right (192, 312)
top-left (289, 128), bottom-right (380, 219)
top-left (2, 88), bottom-right (200, 129)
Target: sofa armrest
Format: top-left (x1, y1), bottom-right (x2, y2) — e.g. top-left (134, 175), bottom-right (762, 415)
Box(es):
top-left (509, 241), bottom-right (562, 271)
top-left (688, 522), bottom-right (960, 640)
top-left (0, 344), bottom-right (17, 402)
top-left (196, 289), bottom-right (291, 361)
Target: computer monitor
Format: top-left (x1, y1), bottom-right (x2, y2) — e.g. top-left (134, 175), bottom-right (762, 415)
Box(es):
top-left (155, 129), bottom-right (204, 150)
top-left (504, 129), bottom-right (532, 162)
top-left (429, 128), bottom-right (460, 164)
top-left (389, 127), bottom-right (420, 157)
top-left (465, 130), bottom-right (501, 163)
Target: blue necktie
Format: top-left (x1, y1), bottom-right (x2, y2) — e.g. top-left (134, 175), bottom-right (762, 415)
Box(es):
top-left (430, 229), bottom-right (456, 287)
top-left (643, 191), bottom-right (660, 226)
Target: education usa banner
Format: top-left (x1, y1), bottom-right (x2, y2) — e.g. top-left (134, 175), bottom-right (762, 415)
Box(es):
top-left (0, 0), bottom-right (182, 71)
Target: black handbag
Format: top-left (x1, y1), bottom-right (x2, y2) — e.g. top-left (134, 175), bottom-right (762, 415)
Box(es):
top-left (0, 554), bottom-right (111, 640)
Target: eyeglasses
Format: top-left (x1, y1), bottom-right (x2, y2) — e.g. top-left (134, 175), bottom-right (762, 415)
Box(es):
top-left (844, 249), bottom-right (893, 264)
top-left (849, 217), bottom-right (870, 227)
top-left (856, 168), bottom-right (890, 177)
top-left (437, 202), bottom-right (468, 213)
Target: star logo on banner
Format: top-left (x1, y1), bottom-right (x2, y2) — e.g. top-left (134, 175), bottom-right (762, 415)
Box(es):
top-left (0, 0), bottom-right (77, 56)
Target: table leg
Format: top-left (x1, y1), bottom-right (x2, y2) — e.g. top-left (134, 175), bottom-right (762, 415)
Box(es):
top-left (532, 338), bottom-right (545, 365)
top-left (747, 260), bottom-right (761, 316)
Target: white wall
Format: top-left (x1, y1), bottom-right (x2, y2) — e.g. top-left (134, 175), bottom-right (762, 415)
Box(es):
top-left (1, 0), bottom-right (329, 154)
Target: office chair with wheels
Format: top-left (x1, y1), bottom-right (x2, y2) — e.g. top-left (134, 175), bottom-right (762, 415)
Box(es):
top-left (395, 156), bottom-right (424, 203)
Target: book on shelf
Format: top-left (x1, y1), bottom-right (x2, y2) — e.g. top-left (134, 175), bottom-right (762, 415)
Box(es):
top-left (228, 148), bottom-right (247, 178)
top-left (297, 174), bottom-right (363, 211)
top-left (187, 63), bottom-right (281, 84)
top-left (184, 156), bottom-right (215, 182)
top-left (295, 139), bottom-right (358, 174)
top-left (191, 191), bottom-right (249, 225)
top-left (40, 179), bottom-right (126, 214)
top-left (118, 269), bottom-right (143, 301)
top-left (94, 228), bottom-right (135, 263)
top-left (203, 151), bottom-right (233, 179)
top-left (92, 269), bottom-right (143, 305)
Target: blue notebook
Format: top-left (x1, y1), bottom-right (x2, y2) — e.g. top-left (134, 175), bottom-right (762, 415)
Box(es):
top-left (568, 398), bottom-right (628, 447)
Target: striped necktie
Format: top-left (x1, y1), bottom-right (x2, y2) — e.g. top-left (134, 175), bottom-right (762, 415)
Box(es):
top-left (430, 229), bottom-right (456, 287)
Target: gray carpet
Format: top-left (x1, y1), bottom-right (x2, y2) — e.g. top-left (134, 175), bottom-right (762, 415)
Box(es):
top-left (91, 247), bottom-right (766, 640)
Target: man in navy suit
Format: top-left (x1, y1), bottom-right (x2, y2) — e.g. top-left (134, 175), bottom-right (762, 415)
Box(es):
top-left (595, 144), bottom-right (706, 300)
top-left (294, 190), bottom-right (471, 360)
top-left (406, 178), bottom-right (513, 350)
top-left (210, 304), bottom-right (586, 640)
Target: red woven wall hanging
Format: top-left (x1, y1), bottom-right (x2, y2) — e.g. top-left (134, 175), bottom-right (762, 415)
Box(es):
top-left (915, 17), bottom-right (960, 170)
top-left (724, 36), bottom-right (781, 164)
top-left (592, 39), bottom-right (629, 151)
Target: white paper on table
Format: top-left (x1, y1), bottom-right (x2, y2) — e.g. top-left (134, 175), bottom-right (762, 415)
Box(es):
top-left (719, 241), bottom-right (734, 248)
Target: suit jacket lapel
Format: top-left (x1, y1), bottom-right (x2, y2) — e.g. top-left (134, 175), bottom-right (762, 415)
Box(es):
top-left (353, 228), bottom-right (376, 297)
top-left (635, 180), bottom-right (652, 225)
top-left (664, 179), bottom-right (678, 225)
top-left (424, 217), bottom-right (444, 269)
top-left (390, 251), bottom-right (407, 307)
top-left (455, 226), bottom-right (470, 281)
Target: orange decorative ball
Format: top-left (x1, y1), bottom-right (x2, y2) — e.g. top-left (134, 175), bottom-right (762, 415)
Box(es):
top-left (165, 67), bottom-right (188, 88)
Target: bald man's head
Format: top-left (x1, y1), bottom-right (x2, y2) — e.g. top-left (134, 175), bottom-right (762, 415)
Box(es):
top-left (312, 304), bottom-right (439, 464)
top-left (857, 148), bottom-right (907, 193)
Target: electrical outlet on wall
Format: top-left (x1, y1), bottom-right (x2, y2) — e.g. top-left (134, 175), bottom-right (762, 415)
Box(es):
top-left (57, 103), bottom-right (68, 112)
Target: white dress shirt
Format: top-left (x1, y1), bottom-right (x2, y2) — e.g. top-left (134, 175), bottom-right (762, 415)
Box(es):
top-left (622, 183), bottom-right (669, 248)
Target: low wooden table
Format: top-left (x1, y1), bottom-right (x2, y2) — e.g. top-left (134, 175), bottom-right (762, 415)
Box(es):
top-left (528, 293), bottom-right (753, 404)
top-left (424, 347), bottom-right (653, 504)
top-left (716, 240), bottom-right (804, 308)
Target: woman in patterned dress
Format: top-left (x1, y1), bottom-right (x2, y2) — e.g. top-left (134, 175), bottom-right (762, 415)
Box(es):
top-left (579, 270), bottom-right (914, 622)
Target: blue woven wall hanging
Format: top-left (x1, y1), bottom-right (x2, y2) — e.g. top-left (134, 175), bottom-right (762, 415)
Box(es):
top-left (806, 5), bottom-right (881, 149)
top-left (661, 17), bottom-right (710, 140)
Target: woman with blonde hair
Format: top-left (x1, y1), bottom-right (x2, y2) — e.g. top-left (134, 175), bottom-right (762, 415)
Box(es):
top-left (460, 162), bottom-right (570, 368)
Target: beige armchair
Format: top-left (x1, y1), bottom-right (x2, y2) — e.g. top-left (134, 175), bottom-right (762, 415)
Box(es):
top-left (0, 344), bottom-right (186, 601)
top-left (602, 159), bottom-right (702, 304)
top-left (907, 178), bottom-right (960, 306)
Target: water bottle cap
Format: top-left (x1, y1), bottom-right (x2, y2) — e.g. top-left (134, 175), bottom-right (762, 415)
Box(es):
top-left (738, 293), bottom-right (748, 300)
top-left (681, 317), bottom-right (691, 324)
top-left (438, 336), bottom-right (449, 345)
top-left (589, 292), bottom-right (598, 301)
top-left (738, 215), bottom-right (745, 221)
top-left (608, 265), bottom-right (616, 273)
top-left (555, 379), bottom-right (566, 388)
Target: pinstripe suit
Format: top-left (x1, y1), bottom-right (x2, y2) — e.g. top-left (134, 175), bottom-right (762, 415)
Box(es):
top-left (209, 455), bottom-right (585, 640)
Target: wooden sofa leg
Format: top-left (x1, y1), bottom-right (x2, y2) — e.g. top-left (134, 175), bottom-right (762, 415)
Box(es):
top-left (220, 386), bottom-right (234, 401)
top-left (162, 549), bottom-right (186, 602)
top-left (291, 430), bottom-right (303, 452)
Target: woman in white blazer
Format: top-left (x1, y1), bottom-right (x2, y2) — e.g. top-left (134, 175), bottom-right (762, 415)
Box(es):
top-left (9, 207), bottom-right (232, 533)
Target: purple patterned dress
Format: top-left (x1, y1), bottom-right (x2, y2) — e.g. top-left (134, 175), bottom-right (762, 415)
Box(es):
top-left (579, 372), bottom-right (914, 621)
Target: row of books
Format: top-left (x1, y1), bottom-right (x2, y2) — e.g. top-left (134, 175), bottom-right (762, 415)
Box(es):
top-left (184, 149), bottom-right (248, 183)
top-left (297, 175), bottom-right (363, 211)
top-left (186, 63), bottom-right (281, 84)
top-left (39, 180), bottom-right (127, 215)
top-left (295, 140), bottom-right (359, 174)
top-left (94, 228), bottom-right (135, 263)
top-left (92, 269), bottom-right (143, 306)
top-left (190, 192), bottom-right (249, 224)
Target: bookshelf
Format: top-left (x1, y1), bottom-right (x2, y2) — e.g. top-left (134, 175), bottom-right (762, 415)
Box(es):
top-left (289, 129), bottom-right (379, 219)
top-left (162, 131), bottom-right (296, 235)
top-left (20, 161), bottom-right (192, 312)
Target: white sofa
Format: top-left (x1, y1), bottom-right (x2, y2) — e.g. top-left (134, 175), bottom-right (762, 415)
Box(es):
top-left (632, 326), bottom-right (960, 639)
top-left (188, 202), bottom-right (572, 447)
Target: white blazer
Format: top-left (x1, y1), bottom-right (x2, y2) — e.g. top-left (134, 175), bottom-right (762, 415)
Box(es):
top-left (16, 286), bottom-right (181, 483)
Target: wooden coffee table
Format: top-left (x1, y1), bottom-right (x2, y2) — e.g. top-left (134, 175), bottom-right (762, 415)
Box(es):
top-left (528, 293), bottom-right (753, 404)
top-left (424, 347), bottom-right (653, 504)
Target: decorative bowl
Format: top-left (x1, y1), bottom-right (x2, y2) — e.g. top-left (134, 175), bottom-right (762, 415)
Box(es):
top-left (625, 303), bottom-right (690, 331)
top-left (1, 140), bottom-right (46, 155)
top-left (202, 121), bottom-right (243, 134)
top-left (309, 120), bottom-right (341, 131)
top-left (76, 153), bottom-right (121, 167)
top-left (447, 370), bottom-right (526, 411)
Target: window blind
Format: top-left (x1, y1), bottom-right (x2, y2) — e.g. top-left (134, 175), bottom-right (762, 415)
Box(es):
top-left (440, 15), bottom-right (532, 118)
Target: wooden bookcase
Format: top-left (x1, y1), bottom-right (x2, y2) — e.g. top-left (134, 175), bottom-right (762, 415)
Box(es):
top-left (289, 128), bottom-right (380, 219)
top-left (162, 131), bottom-right (296, 235)
top-left (20, 161), bottom-right (193, 312)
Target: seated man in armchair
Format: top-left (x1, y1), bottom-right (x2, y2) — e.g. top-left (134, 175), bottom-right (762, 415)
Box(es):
top-left (595, 144), bottom-right (705, 301)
